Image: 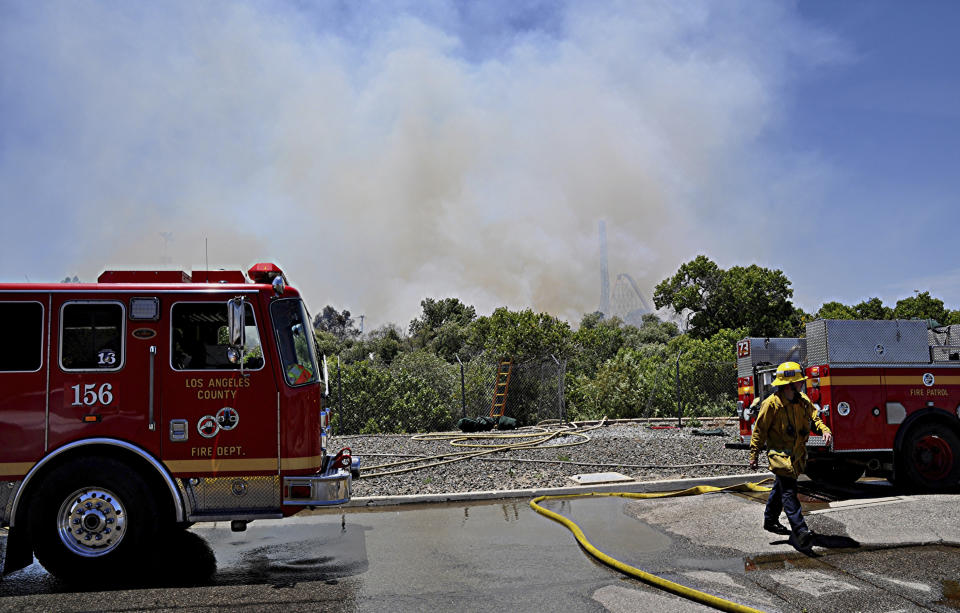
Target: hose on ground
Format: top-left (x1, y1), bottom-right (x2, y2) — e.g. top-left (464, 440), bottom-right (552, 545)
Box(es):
top-left (356, 418), bottom-right (757, 478)
top-left (358, 420), bottom-right (606, 479)
top-left (530, 482), bottom-right (772, 613)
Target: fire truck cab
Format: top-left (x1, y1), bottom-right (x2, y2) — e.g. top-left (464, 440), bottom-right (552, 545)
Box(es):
top-left (0, 263), bottom-right (356, 581)
top-left (735, 319), bottom-right (960, 492)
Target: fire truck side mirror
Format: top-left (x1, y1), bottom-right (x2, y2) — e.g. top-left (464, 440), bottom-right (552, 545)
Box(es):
top-left (227, 297), bottom-right (246, 353)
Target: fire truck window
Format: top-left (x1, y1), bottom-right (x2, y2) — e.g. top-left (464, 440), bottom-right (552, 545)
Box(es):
top-left (171, 303), bottom-right (263, 371)
top-left (61, 303), bottom-right (123, 370)
top-left (0, 302), bottom-right (43, 371)
top-left (270, 299), bottom-right (319, 386)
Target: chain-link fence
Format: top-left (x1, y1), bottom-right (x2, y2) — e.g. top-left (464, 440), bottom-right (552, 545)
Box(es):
top-left (329, 353), bottom-right (567, 434)
top-left (328, 351), bottom-right (736, 434)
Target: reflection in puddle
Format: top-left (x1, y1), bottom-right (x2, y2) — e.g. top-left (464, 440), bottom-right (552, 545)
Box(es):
top-left (538, 496), bottom-right (672, 565)
top-left (0, 519), bottom-right (369, 594)
top-left (940, 579), bottom-right (960, 609)
top-left (206, 522), bottom-right (368, 586)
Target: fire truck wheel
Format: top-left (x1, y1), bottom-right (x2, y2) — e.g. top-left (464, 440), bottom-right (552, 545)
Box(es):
top-left (29, 457), bottom-right (160, 582)
top-left (804, 459), bottom-right (865, 486)
top-left (899, 423), bottom-right (960, 493)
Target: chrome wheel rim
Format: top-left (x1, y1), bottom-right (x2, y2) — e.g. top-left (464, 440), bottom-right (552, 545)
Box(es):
top-left (57, 487), bottom-right (127, 557)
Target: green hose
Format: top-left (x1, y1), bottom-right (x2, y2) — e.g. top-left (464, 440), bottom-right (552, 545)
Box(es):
top-left (530, 482), bottom-right (771, 613)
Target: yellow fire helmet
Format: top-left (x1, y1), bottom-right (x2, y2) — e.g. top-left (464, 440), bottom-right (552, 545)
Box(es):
top-left (771, 361), bottom-right (806, 386)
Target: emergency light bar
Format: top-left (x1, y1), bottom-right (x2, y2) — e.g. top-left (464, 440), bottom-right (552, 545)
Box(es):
top-left (247, 263), bottom-right (286, 284)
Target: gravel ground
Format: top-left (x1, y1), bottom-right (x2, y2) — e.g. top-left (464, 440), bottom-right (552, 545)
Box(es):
top-left (334, 420), bottom-right (757, 497)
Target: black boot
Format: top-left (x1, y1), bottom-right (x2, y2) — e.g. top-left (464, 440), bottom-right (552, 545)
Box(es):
top-left (791, 528), bottom-right (814, 549)
top-left (763, 520), bottom-right (791, 535)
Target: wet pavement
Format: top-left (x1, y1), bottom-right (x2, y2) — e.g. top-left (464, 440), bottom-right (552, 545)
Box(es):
top-left (1, 479), bottom-right (959, 612)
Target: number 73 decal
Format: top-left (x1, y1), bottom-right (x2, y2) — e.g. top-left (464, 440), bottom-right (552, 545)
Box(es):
top-left (71, 383), bottom-right (114, 407)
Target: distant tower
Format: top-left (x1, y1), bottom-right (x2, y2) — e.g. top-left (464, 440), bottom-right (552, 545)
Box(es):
top-left (599, 220), bottom-right (610, 316)
top-left (159, 232), bottom-right (173, 265)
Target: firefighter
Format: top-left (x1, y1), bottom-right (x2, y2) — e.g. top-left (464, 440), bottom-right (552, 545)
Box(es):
top-left (748, 361), bottom-right (832, 549)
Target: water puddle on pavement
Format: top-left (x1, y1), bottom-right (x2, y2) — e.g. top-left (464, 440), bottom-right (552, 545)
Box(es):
top-left (537, 496), bottom-right (672, 566)
top-left (941, 579), bottom-right (960, 609)
top-left (730, 486), bottom-right (833, 512)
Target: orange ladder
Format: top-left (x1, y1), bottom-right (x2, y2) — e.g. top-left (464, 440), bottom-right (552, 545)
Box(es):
top-left (489, 358), bottom-right (513, 418)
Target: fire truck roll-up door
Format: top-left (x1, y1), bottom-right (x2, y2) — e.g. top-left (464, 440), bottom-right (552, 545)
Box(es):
top-left (161, 297), bottom-right (282, 520)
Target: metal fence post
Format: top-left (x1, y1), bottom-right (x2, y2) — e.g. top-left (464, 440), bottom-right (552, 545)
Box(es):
top-left (456, 354), bottom-right (466, 419)
top-left (676, 349), bottom-right (683, 427)
top-left (336, 355), bottom-right (342, 436)
top-left (535, 358), bottom-right (545, 423)
top-left (552, 354), bottom-right (566, 424)
top-left (560, 358), bottom-right (567, 423)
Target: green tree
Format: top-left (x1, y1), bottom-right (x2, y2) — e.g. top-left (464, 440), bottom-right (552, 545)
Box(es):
top-left (669, 328), bottom-right (742, 417)
top-left (365, 324), bottom-right (408, 364)
top-left (335, 361), bottom-right (392, 434)
top-left (566, 347), bottom-right (665, 420)
top-left (408, 298), bottom-right (477, 361)
top-left (893, 291), bottom-right (948, 324)
top-left (313, 306), bottom-right (361, 341)
top-left (853, 298), bottom-right (892, 320)
top-left (652, 255), bottom-right (722, 335)
top-left (654, 256), bottom-right (797, 338)
top-left (571, 313), bottom-right (630, 378)
top-left (468, 307), bottom-right (572, 360)
top-left (333, 357), bottom-right (455, 434)
top-left (567, 327), bottom-right (741, 421)
top-left (628, 313), bottom-right (680, 345)
top-left (409, 298), bottom-right (477, 336)
top-left (313, 329), bottom-right (344, 358)
top-left (815, 301), bottom-right (857, 320)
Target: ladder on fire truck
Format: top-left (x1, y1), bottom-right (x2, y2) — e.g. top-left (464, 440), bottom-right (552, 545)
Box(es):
top-left (489, 358), bottom-right (513, 418)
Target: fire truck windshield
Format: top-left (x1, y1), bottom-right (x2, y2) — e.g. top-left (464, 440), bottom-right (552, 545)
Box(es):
top-left (270, 298), bottom-right (319, 386)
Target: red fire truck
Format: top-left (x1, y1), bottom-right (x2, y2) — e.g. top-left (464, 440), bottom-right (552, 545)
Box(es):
top-left (0, 263), bottom-right (357, 581)
top-left (734, 319), bottom-right (960, 492)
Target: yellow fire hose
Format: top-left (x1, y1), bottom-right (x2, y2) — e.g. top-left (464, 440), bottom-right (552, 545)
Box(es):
top-left (530, 482), bottom-right (772, 613)
top-left (360, 421), bottom-right (606, 479)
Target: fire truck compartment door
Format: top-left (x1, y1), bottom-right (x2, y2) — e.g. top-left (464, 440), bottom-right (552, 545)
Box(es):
top-left (0, 296), bottom-right (48, 479)
top-left (830, 372), bottom-right (886, 450)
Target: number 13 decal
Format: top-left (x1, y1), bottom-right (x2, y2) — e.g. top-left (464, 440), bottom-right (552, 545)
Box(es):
top-left (71, 383), bottom-right (114, 407)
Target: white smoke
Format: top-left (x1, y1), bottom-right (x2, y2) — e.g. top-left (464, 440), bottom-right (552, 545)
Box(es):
top-left (0, 1), bottom-right (845, 326)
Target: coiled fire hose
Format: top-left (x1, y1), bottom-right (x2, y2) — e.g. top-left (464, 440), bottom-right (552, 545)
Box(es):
top-left (530, 482), bottom-right (772, 613)
top-left (358, 420), bottom-right (607, 479)
top-left (355, 419), bottom-right (751, 478)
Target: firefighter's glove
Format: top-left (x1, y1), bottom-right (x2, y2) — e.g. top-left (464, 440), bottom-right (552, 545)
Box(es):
top-left (749, 458), bottom-right (758, 470)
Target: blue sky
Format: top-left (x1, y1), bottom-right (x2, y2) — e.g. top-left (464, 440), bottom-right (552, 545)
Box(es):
top-left (1, 1), bottom-right (958, 327)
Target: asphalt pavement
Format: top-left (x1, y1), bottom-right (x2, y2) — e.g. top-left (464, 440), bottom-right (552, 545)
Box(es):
top-left (2, 474), bottom-right (959, 612)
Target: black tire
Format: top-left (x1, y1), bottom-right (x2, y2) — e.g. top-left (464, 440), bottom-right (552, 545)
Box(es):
top-left (29, 457), bottom-right (160, 582)
top-left (804, 459), bottom-right (865, 486)
top-left (896, 422), bottom-right (960, 493)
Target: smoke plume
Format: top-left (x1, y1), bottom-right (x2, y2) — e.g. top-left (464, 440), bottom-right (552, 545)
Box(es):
top-left (0, 1), bottom-right (843, 326)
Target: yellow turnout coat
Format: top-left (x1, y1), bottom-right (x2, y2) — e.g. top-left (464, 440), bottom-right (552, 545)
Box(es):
top-left (749, 392), bottom-right (831, 478)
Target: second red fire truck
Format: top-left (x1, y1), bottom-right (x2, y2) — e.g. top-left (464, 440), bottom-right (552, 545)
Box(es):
top-left (0, 263), bottom-right (357, 581)
top-left (735, 319), bottom-right (960, 491)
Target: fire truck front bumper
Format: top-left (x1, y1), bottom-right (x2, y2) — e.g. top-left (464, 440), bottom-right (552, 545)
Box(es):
top-left (282, 467), bottom-right (352, 506)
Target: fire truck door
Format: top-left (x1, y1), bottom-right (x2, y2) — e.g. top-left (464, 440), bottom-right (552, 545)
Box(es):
top-left (830, 370), bottom-right (885, 451)
top-left (160, 300), bottom-right (277, 476)
top-left (0, 296), bottom-right (49, 476)
top-left (48, 298), bottom-right (161, 451)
